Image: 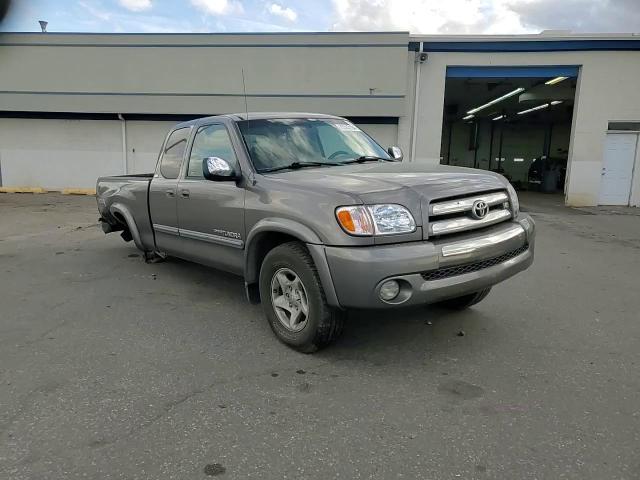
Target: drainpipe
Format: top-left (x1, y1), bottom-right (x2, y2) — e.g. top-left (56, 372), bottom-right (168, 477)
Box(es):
top-left (118, 113), bottom-right (127, 174)
top-left (410, 42), bottom-right (425, 162)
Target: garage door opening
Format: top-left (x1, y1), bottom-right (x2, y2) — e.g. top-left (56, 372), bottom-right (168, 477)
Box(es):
top-left (439, 66), bottom-right (578, 196)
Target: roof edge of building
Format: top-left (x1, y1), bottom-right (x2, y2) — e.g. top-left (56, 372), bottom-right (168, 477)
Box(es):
top-left (410, 33), bottom-right (640, 41)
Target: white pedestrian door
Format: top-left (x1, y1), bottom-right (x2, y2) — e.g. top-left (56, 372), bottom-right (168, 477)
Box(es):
top-left (599, 133), bottom-right (638, 205)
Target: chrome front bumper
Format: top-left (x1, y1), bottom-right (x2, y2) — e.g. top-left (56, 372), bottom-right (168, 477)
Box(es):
top-left (323, 215), bottom-right (535, 309)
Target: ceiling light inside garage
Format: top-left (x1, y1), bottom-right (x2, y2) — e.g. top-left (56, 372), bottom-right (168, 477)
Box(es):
top-left (550, 100), bottom-right (563, 105)
top-left (517, 103), bottom-right (549, 115)
top-left (492, 115), bottom-right (505, 121)
top-left (545, 76), bottom-right (568, 85)
top-left (466, 87), bottom-right (525, 115)
top-left (462, 114), bottom-right (474, 120)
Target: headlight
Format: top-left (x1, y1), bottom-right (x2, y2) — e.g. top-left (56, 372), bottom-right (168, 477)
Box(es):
top-left (336, 204), bottom-right (416, 236)
top-left (506, 183), bottom-right (520, 218)
top-left (368, 204), bottom-right (416, 235)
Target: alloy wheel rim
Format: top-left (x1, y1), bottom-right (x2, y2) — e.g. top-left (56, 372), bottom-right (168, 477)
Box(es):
top-left (270, 267), bottom-right (309, 332)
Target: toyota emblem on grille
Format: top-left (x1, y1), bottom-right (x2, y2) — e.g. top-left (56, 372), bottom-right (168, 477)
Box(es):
top-left (471, 200), bottom-right (489, 219)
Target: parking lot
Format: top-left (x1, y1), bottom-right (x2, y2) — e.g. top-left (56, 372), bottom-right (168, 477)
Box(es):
top-left (1, 192), bottom-right (639, 479)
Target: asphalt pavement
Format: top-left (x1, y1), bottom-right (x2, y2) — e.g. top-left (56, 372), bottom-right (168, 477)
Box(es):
top-left (1, 192), bottom-right (639, 479)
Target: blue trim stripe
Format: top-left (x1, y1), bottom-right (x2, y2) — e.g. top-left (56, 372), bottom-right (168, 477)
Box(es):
top-left (424, 40), bottom-right (640, 52)
top-left (0, 90), bottom-right (404, 99)
top-left (446, 65), bottom-right (580, 78)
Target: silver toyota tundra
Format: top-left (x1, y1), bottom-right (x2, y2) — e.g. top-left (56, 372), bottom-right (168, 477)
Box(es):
top-left (97, 113), bottom-right (535, 352)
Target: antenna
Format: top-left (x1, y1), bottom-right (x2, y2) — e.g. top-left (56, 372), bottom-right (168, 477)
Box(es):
top-left (241, 68), bottom-right (256, 184)
top-left (241, 68), bottom-right (249, 122)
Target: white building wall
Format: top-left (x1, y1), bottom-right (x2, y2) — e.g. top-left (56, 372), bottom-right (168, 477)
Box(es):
top-left (0, 32), bottom-right (409, 188)
top-left (125, 120), bottom-right (174, 174)
top-left (2, 33), bottom-right (639, 202)
top-left (411, 48), bottom-right (640, 206)
top-left (0, 118), bottom-right (123, 189)
top-left (0, 118), bottom-right (399, 188)
top-left (355, 123), bottom-right (399, 151)
top-left (397, 51), bottom-right (419, 156)
top-left (0, 32), bottom-right (409, 118)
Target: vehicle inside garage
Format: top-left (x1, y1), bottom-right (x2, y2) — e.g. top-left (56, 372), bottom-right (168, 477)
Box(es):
top-left (439, 67), bottom-right (578, 193)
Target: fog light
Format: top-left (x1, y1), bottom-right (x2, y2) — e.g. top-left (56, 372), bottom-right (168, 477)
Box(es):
top-left (379, 280), bottom-right (400, 301)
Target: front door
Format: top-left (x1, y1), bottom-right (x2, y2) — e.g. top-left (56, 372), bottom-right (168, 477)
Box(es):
top-left (149, 127), bottom-right (191, 254)
top-left (599, 132), bottom-right (638, 205)
top-left (176, 123), bottom-right (245, 274)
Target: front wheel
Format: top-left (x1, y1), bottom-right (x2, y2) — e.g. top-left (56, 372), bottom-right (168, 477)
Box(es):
top-left (259, 242), bottom-right (345, 353)
top-left (437, 288), bottom-right (491, 310)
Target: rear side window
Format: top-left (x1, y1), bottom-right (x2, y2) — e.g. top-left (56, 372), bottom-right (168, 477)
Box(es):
top-left (187, 124), bottom-right (238, 178)
top-left (160, 127), bottom-right (190, 179)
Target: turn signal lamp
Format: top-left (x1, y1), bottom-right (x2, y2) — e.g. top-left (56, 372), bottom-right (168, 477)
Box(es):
top-left (336, 206), bottom-right (374, 236)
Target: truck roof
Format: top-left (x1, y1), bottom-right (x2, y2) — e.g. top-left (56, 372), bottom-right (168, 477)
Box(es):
top-left (174, 112), bottom-right (342, 129)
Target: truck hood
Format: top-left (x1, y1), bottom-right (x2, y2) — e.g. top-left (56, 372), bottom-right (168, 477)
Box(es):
top-left (263, 162), bottom-right (507, 203)
top-left (262, 162), bottom-right (508, 242)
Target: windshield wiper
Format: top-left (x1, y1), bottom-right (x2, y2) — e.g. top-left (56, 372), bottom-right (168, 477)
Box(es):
top-left (340, 155), bottom-right (394, 164)
top-left (258, 161), bottom-right (342, 173)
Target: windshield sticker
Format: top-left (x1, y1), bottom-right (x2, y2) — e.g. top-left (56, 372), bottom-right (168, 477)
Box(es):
top-left (335, 122), bottom-right (361, 132)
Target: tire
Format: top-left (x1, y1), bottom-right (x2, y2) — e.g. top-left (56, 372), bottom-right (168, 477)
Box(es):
top-left (259, 241), bottom-right (345, 353)
top-left (438, 287), bottom-right (491, 310)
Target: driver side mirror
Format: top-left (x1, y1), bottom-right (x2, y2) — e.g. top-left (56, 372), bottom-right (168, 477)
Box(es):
top-left (388, 146), bottom-right (403, 161)
top-left (202, 157), bottom-right (239, 181)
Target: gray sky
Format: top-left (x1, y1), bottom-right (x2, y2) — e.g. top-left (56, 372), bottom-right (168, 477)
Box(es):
top-left (332, 0), bottom-right (640, 34)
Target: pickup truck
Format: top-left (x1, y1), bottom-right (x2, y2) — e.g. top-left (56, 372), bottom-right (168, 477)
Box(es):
top-left (97, 112), bottom-right (535, 352)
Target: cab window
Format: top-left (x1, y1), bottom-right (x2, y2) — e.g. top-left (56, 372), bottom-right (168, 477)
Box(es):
top-left (159, 127), bottom-right (190, 179)
top-left (187, 124), bottom-right (238, 178)
top-left (316, 122), bottom-right (357, 159)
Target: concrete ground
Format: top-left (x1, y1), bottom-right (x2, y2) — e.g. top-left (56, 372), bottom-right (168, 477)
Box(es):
top-left (0, 192), bottom-right (639, 480)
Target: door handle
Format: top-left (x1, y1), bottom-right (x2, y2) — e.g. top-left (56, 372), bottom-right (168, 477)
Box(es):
top-left (180, 189), bottom-right (190, 198)
top-left (165, 189), bottom-right (175, 197)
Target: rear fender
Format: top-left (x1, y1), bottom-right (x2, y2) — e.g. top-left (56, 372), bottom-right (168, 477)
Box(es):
top-left (110, 203), bottom-right (145, 251)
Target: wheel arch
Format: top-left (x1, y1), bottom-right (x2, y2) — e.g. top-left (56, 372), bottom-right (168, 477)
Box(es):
top-left (110, 203), bottom-right (145, 251)
top-left (243, 219), bottom-right (341, 308)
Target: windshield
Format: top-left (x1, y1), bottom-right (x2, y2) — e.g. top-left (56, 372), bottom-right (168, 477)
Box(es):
top-left (237, 118), bottom-right (390, 173)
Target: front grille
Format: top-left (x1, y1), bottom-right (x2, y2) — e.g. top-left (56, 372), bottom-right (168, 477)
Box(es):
top-left (421, 244), bottom-right (529, 281)
top-left (428, 190), bottom-right (512, 237)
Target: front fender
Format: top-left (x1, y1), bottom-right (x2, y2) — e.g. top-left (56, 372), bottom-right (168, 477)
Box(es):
top-left (243, 218), bottom-right (341, 308)
top-left (247, 217), bottom-right (323, 247)
top-left (244, 218), bottom-right (322, 285)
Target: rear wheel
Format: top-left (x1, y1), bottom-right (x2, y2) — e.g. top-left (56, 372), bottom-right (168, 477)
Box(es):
top-left (259, 242), bottom-right (344, 353)
top-left (438, 288), bottom-right (491, 310)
